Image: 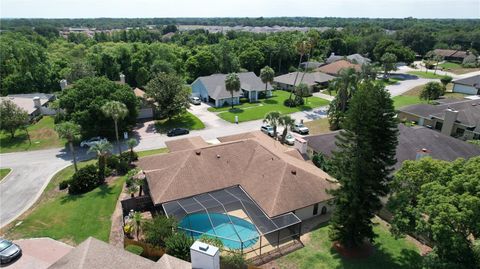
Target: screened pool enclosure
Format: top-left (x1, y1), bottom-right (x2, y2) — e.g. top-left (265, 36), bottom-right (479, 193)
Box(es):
top-left (162, 186), bottom-right (302, 256)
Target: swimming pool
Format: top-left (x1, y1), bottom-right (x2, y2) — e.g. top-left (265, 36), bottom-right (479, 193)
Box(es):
top-left (179, 213), bottom-right (259, 250)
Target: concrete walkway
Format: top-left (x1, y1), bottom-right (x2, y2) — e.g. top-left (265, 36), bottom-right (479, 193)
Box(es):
top-left (312, 92), bottom-right (335, 101)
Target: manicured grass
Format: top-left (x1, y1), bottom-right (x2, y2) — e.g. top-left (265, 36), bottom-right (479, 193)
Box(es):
top-left (305, 118), bottom-right (332, 135)
top-left (277, 222), bottom-right (422, 269)
top-left (207, 101), bottom-right (261, 112)
top-left (438, 61), bottom-right (462, 69)
top-left (438, 62), bottom-right (480, 75)
top-left (321, 89), bottom-right (337, 96)
top-left (406, 71), bottom-right (444, 79)
top-left (216, 91), bottom-right (330, 123)
top-left (5, 159), bottom-right (123, 245)
top-left (0, 116), bottom-right (66, 153)
top-left (137, 148), bottom-right (169, 158)
top-left (155, 112), bottom-right (205, 134)
top-left (0, 168), bottom-right (12, 182)
top-left (393, 83), bottom-right (468, 109)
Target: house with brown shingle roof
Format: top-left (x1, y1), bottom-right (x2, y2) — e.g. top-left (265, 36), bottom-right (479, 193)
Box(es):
top-left (433, 49), bottom-right (470, 62)
top-left (315, 60), bottom-right (362, 76)
top-left (133, 88), bottom-right (154, 119)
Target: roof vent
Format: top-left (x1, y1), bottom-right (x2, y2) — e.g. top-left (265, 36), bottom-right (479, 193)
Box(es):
top-left (291, 169), bottom-right (297, 175)
top-left (216, 154), bottom-right (221, 159)
top-left (195, 150), bottom-right (201, 156)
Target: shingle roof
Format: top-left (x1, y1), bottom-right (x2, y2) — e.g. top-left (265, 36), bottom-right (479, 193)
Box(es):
top-left (399, 99), bottom-right (480, 127)
top-left (1, 93), bottom-right (54, 114)
top-left (305, 124), bottom-right (480, 171)
top-left (48, 237), bottom-right (190, 269)
top-left (433, 49), bottom-right (469, 59)
top-left (133, 88), bottom-right (146, 98)
top-left (194, 72), bottom-right (273, 100)
top-left (273, 72), bottom-right (335, 87)
top-left (453, 74), bottom-right (480, 88)
top-left (137, 131), bottom-right (337, 217)
top-left (325, 54), bottom-right (371, 65)
top-left (165, 136), bottom-right (209, 152)
top-left (316, 60), bottom-right (362, 76)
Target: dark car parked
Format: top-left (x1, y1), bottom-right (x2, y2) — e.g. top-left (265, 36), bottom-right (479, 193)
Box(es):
top-left (0, 238), bottom-right (22, 264)
top-left (167, 128), bottom-right (190, 137)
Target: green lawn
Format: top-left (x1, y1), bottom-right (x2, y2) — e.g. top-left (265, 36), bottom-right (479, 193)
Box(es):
top-left (137, 148), bottom-right (169, 158)
top-left (0, 116), bottom-right (66, 153)
top-left (406, 71), bottom-right (444, 79)
top-left (216, 91), bottom-right (330, 123)
top-left (5, 158), bottom-right (122, 245)
top-left (277, 222), bottom-right (422, 269)
top-left (0, 168), bottom-right (12, 182)
top-left (207, 101), bottom-right (261, 112)
top-left (392, 95), bottom-right (427, 109)
top-left (438, 62), bottom-right (462, 69)
top-left (155, 112), bottom-right (205, 134)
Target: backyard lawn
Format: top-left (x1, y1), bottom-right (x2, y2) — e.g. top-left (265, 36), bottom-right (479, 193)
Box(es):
top-left (215, 91), bottom-right (330, 123)
top-left (305, 118), bottom-right (332, 135)
top-left (438, 61), bottom-right (480, 75)
top-left (277, 221), bottom-right (422, 269)
top-left (406, 71), bottom-right (445, 79)
top-left (155, 112), bottom-right (205, 133)
top-left (0, 168), bottom-right (11, 182)
top-left (393, 83), bottom-right (467, 109)
top-left (0, 116), bottom-right (66, 153)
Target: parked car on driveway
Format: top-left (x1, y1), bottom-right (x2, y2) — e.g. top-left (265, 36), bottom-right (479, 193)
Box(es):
top-left (292, 123), bottom-right (309, 135)
top-left (277, 132), bottom-right (296, 145)
top-left (260, 125), bottom-right (275, 137)
top-left (0, 238), bottom-right (21, 264)
top-left (80, 137), bottom-right (107, 148)
top-left (189, 96), bottom-right (201, 105)
top-left (167, 128), bottom-right (189, 137)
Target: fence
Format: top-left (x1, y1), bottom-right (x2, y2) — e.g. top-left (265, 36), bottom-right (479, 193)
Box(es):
top-left (121, 195), bottom-right (154, 216)
top-left (124, 237), bottom-right (165, 261)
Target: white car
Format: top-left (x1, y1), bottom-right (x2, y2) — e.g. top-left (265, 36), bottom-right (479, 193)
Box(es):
top-left (189, 96), bottom-right (201, 105)
top-left (278, 132), bottom-right (296, 145)
top-left (292, 123), bottom-right (309, 135)
top-left (80, 137), bottom-right (107, 148)
top-left (260, 125), bottom-right (275, 137)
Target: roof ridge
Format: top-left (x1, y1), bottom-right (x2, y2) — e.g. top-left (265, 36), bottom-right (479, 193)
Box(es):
top-left (157, 151), bottom-right (193, 199)
top-left (78, 237), bottom-right (92, 268)
top-left (268, 163), bottom-right (288, 215)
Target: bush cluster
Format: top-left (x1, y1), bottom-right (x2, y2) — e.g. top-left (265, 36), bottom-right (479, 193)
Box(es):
top-left (68, 164), bottom-right (102, 195)
top-left (283, 95), bottom-right (304, 107)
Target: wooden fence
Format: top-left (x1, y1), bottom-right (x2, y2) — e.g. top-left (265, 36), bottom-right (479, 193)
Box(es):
top-left (124, 237), bottom-right (165, 261)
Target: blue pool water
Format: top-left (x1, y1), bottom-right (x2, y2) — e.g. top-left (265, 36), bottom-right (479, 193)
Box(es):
top-left (179, 213), bottom-right (259, 250)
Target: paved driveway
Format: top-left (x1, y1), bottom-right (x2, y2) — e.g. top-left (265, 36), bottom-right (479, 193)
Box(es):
top-left (3, 238), bottom-right (72, 269)
top-left (187, 103), bottom-right (230, 128)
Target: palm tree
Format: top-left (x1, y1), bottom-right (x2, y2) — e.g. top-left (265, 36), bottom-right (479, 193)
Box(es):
top-left (263, 111), bottom-right (281, 138)
top-left (126, 184), bottom-right (139, 198)
top-left (225, 73), bottom-right (241, 109)
top-left (288, 40), bottom-right (311, 103)
top-left (126, 138), bottom-right (137, 164)
top-left (332, 68), bottom-right (359, 112)
top-left (278, 115), bottom-right (295, 144)
top-left (260, 66), bottom-right (275, 99)
top-left (101, 101), bottom-right (129, 154)
top-left (88, 140), bottom-right (113, 181)
top-left (132, 211), bottom-right (143, 240)
top-left (55, 121), bottom-right (81, 172)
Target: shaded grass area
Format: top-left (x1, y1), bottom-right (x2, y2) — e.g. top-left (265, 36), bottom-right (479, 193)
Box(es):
top-left (217, 91), bottom-right (330, 123)
top-left (277, 222), bottom-right (422, 269)
top-left (0, 116), bottom-right (66, 153)
top-left (4, 158), bottom-right (123, 245)
top-left (305, 118), bottom-right (332, 135)
top-left (154, 112), bottom-right (205, 133)
top-left (0, 168), bottom-right (12, 181)
top-left (406, 71), bottom-right (444, 79)
top-left (137, 148), bottom-right (169, 158)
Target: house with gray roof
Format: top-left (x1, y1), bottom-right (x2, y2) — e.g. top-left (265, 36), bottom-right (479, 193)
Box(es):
top-left (303, 124), bottom-right (480, 171)
top-left (397, 98), bottom-right (480, 140)
top-left (273, 71), bottom-right (335, 92)
top-left (325, 53), bottom-right (371, 66)
top-left (191, 72), bottom-right (272, 107)
top-left (0, 93), bottom-right (56, 120)
top-left (452, 74), bottom-right (480, 95)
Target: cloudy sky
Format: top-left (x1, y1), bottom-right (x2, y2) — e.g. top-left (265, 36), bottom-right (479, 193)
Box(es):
top-left (1, 0), bottom-right (479, 19)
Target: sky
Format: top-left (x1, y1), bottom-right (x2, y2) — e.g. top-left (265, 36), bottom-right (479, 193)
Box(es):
top-left (1, 0), bottom-right (479, 19)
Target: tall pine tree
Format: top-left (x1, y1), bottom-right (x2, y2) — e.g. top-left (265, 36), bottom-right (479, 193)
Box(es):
top-left (329, 80), bottom-right (398, 249)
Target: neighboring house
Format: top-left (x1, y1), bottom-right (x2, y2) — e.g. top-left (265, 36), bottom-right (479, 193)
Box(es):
top-left (316, 60), bottom-right (362, 76)
top-left (433, 49), bottom-right (470, 62)
top-left (304, 124), bottom-right (480, 171)
top-left (397, 99), bottom-right (480, 140)
top-left (299, 61), bottom-right (323, 69)
top-left (325, 53), bottom-right (371, 65)
top-left (133, 131), bottom-right (337, 254)
top-left (273, 71), bottom-right (335, 92)
top-left (48, 237), bottom-right (191, 269)
top-left (191, 72), bottom-right (273, 107)
top-left (0, 93), bottom-right (56, 119)
top-left (133, 87), bottom-right (154, 119)
top-left (452, 75), bottom-right (480, 95)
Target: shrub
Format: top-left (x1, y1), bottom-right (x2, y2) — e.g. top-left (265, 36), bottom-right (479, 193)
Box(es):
top-left (420, 82), bottom-right (444, 101)
top-left (142, 215), bottom-right (177, 247)
top-left (462, 54), bottom-right (478, 67)
top-left (221, 251), bottom-right (247, 269)
top-left (125, 245), bottom-right (144, 256)
top-left (199, 235), bottom-right (224, 251)
top-left (106, 155), bottom-right (120, 169)
top-left (120, 151), bottom-right (138, 163)
top-left (116, 160), bottom-right (130, 175)
top-left (312, 153), bottom-right (331, 173)
top-left (165, 232), bottom-right (194, 262)
top-left (68, 164), bottom-right (101, 195)
top-left (59, 180), bottom-right (70, 190)
top-left (283, 95), bottom-right (304, 107)
top-left (440, 76), bottom-right (453, 87)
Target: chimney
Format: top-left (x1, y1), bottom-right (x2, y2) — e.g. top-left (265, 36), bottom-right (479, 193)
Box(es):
top-left (416, 148), bottom-right (431, 160)
top-left (294, 135), bottom-right (307, 155)
top-left (190, 241), bottom-right (220, 269)
top-left (331, 52), bottom-right (335, 57)
top-left (60, 79), bottom-right (68, 91)
top-left (441, 108), bottom-right (458, 136)
top-left (119, 73), bottom-right (126, 84)
top-left (33, 96), bottom-right (41, 108)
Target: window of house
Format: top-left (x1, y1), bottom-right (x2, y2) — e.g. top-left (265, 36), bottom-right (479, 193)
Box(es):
top-left (435, 122), bottom-right (443, 130)
top-left (456, 128), bottom-right (465, 136)
top-left (473, 133), bottom-right (480, 140)
top-left (313, 203), bottom-right (319, 215)
top-left (321, 206), bottom-right (327, 215)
